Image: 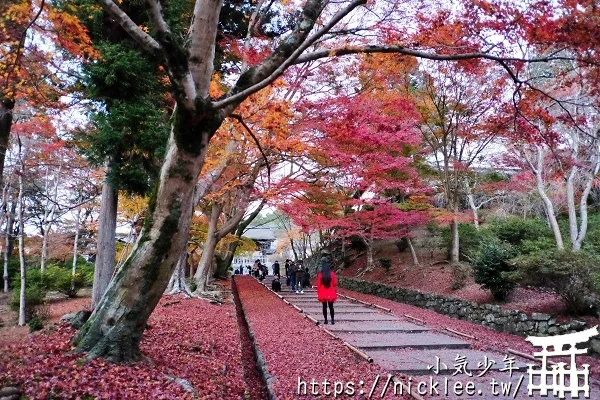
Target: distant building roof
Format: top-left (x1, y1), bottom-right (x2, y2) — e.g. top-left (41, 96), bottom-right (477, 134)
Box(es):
top-left (242, 227), bottom-right (276, 241)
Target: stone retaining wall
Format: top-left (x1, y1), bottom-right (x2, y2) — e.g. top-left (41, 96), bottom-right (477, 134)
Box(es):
top-left (338, 277), bottom-right (600, 353)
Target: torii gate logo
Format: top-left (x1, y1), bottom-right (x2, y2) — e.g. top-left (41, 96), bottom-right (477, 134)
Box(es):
top-left (526, 326), bottom-right (599, 399)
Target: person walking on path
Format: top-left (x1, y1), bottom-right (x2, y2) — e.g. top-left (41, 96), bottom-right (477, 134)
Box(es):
top-left (272, 260), bottom-right (280, 278)
top-left (317, 250), bottom-right (337, 324)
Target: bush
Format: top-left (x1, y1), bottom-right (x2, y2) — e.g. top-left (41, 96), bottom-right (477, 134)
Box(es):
top-left (45, 265), bottom-right (86, 298)
top-left (509, 250), bottom-right (600, 316)
top-left (379, 258), bottom-right (392, 271)
top-left (395, 238), bottom-right (409, 252)
top-left (450, 262), bottom-right (471, 290)
top-left (441, 223), bottom-right (482, 261)
top-left (488, 217), bottom-right (553, 251)
top-left (28, 316), bottom-right (44, 332)
top-left (9, 283), bottom-right (47, 321)
top-left (471, 241), bottom-right (518, 301)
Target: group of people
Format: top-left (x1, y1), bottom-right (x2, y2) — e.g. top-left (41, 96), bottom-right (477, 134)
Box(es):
top-left (267, 250), bottom-right (338, 325)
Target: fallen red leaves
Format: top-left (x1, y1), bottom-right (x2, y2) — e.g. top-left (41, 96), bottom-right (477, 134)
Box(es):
top-left (234, 276), bottom-right (411, 400)
top-left (0, 296), bottom-right (248, 399)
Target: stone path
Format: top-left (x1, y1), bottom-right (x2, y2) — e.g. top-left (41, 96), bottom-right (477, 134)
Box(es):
top-left (260, 276), bottom-right (593, 399)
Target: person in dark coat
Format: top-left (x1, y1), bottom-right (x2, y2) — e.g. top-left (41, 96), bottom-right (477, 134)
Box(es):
top-left (295, 262), bottom-right (305, 294)
top-left (316, 250), bottom-right (337, 324)
top-left (288, 261), bottom-right (298, 291)
top-left (271, 277), bottom-right (281, 292)
top-left (272, 260), bottom-right (280, 278)
top-left (302, 266), bottom-right (310, 288)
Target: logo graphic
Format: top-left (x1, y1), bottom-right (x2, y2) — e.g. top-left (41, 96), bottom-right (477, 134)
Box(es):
top-left (526, 326), bottom-right (598, 399)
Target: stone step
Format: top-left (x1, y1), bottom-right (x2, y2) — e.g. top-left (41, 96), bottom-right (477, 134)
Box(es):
top-left (366, 349), bottom-right (527, 376)
top-left (301, 307), bottom-right (376, 314)
top-left (345, 332), bottom-right (469, 351)
top-left (327, 321), bottom-right (430, 333)
top-left (308, 314), bottom-right (401, 322)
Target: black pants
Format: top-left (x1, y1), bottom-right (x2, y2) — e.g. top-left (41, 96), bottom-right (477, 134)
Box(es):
top-left (322, 302), bottom-right (334, 322)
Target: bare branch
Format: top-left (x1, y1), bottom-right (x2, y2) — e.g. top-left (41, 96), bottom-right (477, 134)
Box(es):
top-left (229, 114), bottom-right (271, 185)
top-left (293, 45), bottom-right (575, 65)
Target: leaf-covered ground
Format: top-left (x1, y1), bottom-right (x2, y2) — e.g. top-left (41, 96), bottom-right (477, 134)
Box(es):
top-left (234, 275), bottom-right (411, 400)
top-left (0, 296), bottom-right (249, 399)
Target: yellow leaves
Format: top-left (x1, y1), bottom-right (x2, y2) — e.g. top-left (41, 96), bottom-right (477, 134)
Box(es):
top-left (210, 73), bottom-right (225, 98)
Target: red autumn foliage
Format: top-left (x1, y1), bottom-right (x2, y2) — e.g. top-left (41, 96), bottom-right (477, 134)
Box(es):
top-left (0, 296), bottom-right (248, 399)
top-left (233, 276), bottom-right (412, 399)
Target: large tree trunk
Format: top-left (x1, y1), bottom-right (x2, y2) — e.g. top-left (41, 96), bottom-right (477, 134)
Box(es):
top-left (0, 102), bottom-right (13, 189)
top-left (74, 123), bottom-right (211, 361)
top-left (166, 250), bottom-right (194, 296)
top-left (91, 173), bottom-right (119, 308)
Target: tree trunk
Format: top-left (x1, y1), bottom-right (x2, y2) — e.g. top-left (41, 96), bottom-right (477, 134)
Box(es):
top-left (166, 250), bottom-right (193, 296)
top-left (566, 165), bottom-right (579, 249)
top-left (365, 239), bottom-right (374, 271)
top-left (194, 204), bottom-right (221, 291)
top-left (407, 237), bottom-right (420, 266)
top-left (17, 167), bottom-right (26, 326)
top-left (531, 149), bottom-right (564, 250)
top-left (74, 123), bottom-right (212, 361)
top-left (91, 172), bottom-right (119, 308)
top-left (3, 199), bottom-right (15, 293)
top-left (466, 192), bottom-right (480, 230)
top-left (72, 206), bottom-right (81, 277)
top-left (450, 213), bottom-right (460, 263)
top-left (0, 102), bottom-right (13, 189)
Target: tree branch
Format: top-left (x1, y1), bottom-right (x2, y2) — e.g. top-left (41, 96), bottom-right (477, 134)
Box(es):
top-left (229, 114), bottom-right (270, 184)
top-left (293, 45), bottom-right (574, 66)
top-left (96, 0), bottom-right (162, 56)
top-left (212, 0), bottom-right (366, 111)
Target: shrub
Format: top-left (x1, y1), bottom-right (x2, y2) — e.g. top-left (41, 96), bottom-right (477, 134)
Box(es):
top-left (508, 250), bottom-right (600, 316)
top-left (395, 238), bottom-right (408, 252)
top-left (450, 262), bottom-right (471, 290)
top-left (45, 265), bottom-right (86, 298)
top-left (28, 316), bottom-right (44, 332)
top-left (488, 217), bottom-right (553, 251)
top-left (379, 258), bottom-right (392, 271)
top-left (9, 283), bottom-right (47, 321)
top-left (471, 241), bottom-right (518, 301)
top-left (441, 223), bottom-right (482, 261)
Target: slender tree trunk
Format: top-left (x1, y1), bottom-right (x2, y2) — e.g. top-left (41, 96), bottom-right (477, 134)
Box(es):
top-left (72, 207), bottom-right (81, 276)
top-left (566, 166), bottom-right (579, 248)
top-left (194, 204), bottom-right (221, 291)
top-left (74, 123), bottom-right (212, 361)
top-left (17, 167), bottom-right (26, 326)
top-left (466, 192), bottom-right (480, 230)
top-left (365, 237), bottom-right (374, 271)
top-left (531, 148), bottom-right (564, 250)
top-left (91, 172), bottom-right (119, 308)
top-left (3, 199), bottom-right (15, 293)
top-left (407, 237), bottom-right (420, 266)
top-left (450, 212), bottom-right (460, 263)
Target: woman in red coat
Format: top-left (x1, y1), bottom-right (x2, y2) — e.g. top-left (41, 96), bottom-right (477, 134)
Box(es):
top-left (317, 251), bottom-right (337, 324)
